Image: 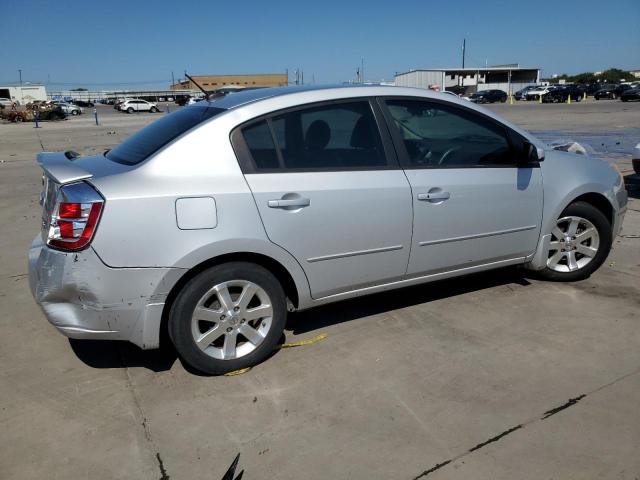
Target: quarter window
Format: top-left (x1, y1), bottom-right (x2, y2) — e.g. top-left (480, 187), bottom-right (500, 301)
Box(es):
top-left (241, 101), bottom-right (387, 171)
top-left (385, 100), bottom-right (513, 167)
top-left (242, 121), bottom-right (279, 169)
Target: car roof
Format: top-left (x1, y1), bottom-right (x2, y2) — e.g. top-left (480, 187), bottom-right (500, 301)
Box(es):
top-left (199, 84), bottom-right (466, 110)
top-left (181, 84), bottom-right (539, 147)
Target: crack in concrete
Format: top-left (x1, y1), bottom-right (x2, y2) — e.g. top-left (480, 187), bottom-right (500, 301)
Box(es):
top-left (467, 425), bottom-right (523, 453)
top-left (541, 394), bottom-right (586, 419)
top-left (156, 452), bottom-right (170, 480)
top-left (118, 345), bottom-right (170, 480)
top-left (411, 367), bottom-right (640, 479)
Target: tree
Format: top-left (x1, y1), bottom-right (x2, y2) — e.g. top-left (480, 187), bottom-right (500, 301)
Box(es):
top-left (545, 69), bottom-right (632, 85)
top-left (598, 68), bottom-right (633, 83)
top-left (70, 88), bottom-right (88, 91)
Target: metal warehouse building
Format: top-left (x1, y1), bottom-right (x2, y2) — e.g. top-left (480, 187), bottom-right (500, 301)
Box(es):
top-left (394, 65), bottom-right (540, 94)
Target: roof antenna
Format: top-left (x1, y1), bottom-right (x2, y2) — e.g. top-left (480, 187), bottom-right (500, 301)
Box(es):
top-left (185, 73), bottom-right (210, 98)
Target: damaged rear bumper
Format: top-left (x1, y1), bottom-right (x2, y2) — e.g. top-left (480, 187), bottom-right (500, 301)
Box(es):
top-left (28, 236), bottom-right (185, 349)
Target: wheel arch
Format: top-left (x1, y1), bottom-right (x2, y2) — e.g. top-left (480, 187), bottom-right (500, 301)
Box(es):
top-left (568, 192), bottom-right (614, 226)
top-left (159, 251), bottom-right (302, 348)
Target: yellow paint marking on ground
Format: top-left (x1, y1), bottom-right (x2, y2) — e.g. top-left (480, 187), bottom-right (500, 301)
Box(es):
top-left (224, 367), bottom-right (252, 376)
top-left (279, 333), bottom-right (328, 349)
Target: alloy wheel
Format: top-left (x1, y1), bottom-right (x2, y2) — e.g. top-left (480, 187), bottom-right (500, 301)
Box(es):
top-left (547, 216), bottom-right (600, 272)
top-left (190, 280), bottom-right (273, 360)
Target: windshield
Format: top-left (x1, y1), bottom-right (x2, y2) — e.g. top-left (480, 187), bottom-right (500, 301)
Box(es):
top-left (106, 105), bottom-right (225, 165)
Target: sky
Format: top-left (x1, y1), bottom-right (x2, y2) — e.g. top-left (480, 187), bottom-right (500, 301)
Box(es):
top-left (1, 0), bottom-right (638, 90)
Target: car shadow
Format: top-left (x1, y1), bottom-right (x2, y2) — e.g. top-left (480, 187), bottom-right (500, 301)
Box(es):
top-left (624, 174), bottom-right (639, 199)
top-left (286, 266), bottom-right (531, 335)
top-left (69, 266), bottom-right (532, 374)
top-left (69, 338), bottom-right (179, 373)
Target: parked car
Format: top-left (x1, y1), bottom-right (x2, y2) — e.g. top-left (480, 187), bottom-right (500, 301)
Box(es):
top-left (118, 99), bottom-right (159, 113)
top-left (445, 85), bottom-right (466, 96)
top-left (0, 97), bottom-right (14, 108)
top-left (467, 89), bottom-right (507, 103)
top-left (525, 85), bottom-right (554, 101)
top-left (175, 96), bottom-right (192, 106)
top-left (514, 86), bottom-right (538, 100)
top-left (594, 84), bottom-right (631, 100)
top-left (543, 85), bottom-right (582, 103)
top-left (621, 87), bottom-right (640, 102)
top-left (73, 100), bottom-right (94, 107)
top-left (114, 98), bottom-right (132, 109)
top-left (54, 102), bottom-right (82, 115)
top-left (28, 86), bottom-right (628, 374)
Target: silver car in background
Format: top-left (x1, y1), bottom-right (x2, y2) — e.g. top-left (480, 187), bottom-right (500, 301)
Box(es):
top-left (28, 86), bottom-right (628, 374)
top-left (53, 102), bottom-right (82, 116)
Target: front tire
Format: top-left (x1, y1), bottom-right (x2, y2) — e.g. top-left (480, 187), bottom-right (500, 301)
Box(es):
top-left (127, 107), bottom-right (134, 114)
top-left (169, 262), bottom-right (287, 375)
top-left (538, 201), bottom-right (612, 282)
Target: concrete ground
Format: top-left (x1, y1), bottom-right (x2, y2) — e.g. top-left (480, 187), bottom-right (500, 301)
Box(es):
top-left (1, 99), bottom-right (639, 480)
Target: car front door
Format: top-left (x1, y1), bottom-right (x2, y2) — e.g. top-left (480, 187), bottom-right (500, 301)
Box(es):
top-left (233, 99), bottom-right (413, 299)
top-left (380, 97), bottom-right (543, 277)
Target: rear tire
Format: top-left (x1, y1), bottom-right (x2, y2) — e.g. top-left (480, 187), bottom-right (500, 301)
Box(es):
top-left (537, 201), bottom-right (612, 282)
top-left (169, 262), bottom-right (287, 375)
top-left (150, 106), bottom-right (158, 113)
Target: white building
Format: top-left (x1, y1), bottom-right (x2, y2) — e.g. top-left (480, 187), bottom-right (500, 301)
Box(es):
top-left (0, 84), bottom-right (47, 105)
top-left (394, 65), bottom-right (540, 94)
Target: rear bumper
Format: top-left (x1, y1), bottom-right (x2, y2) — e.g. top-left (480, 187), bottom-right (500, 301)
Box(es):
top-left (28, 236), bottom-right (185, 349)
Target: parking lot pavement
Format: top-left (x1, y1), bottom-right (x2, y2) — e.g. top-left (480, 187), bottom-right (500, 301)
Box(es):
top-left (1, 101), bottom-right (639, 479)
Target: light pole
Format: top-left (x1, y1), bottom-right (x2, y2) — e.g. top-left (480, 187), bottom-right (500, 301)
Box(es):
top-left (18, 69), bottom-right (23, 104)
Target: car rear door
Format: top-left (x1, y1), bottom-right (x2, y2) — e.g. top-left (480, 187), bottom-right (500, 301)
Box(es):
top-left (379, 97), bottom-right (543, 277)
top-left (232, 99), bottom-right (413, 299)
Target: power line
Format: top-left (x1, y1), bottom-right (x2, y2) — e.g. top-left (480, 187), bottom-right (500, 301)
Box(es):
top-left (0, 79), bottom-right (171, 87)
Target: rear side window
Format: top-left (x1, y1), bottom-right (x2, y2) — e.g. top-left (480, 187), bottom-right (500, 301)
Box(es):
top-left (385, 99), bottom-right (513, 168)
top-left (241, 101), bottom-right (388, 171)
top-left (106, 106), bottom-right (225, 165)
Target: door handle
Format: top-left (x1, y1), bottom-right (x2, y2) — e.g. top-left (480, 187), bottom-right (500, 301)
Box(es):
top-left (417, 191), bottom-right (450, 201)
top-left (268, 198), bottom-right (311, 208)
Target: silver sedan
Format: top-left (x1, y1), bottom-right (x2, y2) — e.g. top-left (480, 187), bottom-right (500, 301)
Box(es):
top-left (29, 85), bottom-right (627, 374)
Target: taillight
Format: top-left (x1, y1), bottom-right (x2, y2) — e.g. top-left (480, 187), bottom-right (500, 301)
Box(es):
top-left (46, 182), bottom-right (104, 251)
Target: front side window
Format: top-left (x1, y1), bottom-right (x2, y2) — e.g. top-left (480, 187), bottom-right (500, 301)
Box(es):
top-left (241, 101), bottom-right (387, 171)
top-left (385, 99), bottom-right (513, 168)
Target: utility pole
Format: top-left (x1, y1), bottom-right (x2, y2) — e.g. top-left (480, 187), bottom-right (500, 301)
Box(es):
top-left (171, 71), bottom-right (175, 89)
top-left (361, 57), bottom-right (364, 84)
top-left (462, 39), bottom-right (466, 69)
top-left (18, 69), bottom-right (22, 86)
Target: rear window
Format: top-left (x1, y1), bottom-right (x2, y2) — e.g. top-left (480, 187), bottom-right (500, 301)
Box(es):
top-left (106, 105), bottom-right (225, 165)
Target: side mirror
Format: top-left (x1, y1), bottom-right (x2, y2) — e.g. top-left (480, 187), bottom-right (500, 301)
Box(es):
top-left (522, 141), bottom-right (545, 164)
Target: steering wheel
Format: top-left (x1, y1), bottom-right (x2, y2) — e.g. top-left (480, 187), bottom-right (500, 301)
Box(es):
top-left (438, 146), bottom-right (461, 165)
